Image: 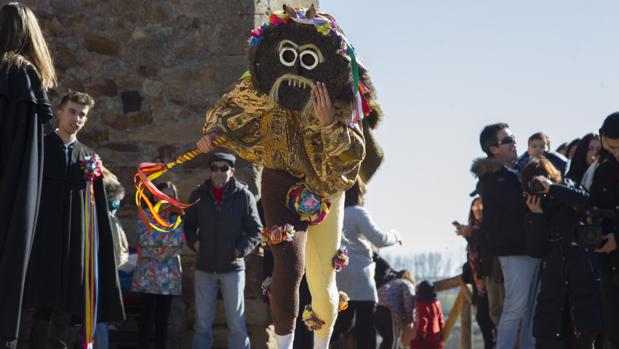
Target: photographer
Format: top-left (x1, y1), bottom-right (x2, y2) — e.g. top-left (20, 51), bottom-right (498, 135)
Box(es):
top-left (522, 156), bottom-right (603, 349)
top-left (589, 113), bottom-right (619, 348)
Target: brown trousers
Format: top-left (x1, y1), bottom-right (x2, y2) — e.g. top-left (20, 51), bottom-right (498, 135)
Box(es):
top-left (261, 169), bottom-right (308, 335)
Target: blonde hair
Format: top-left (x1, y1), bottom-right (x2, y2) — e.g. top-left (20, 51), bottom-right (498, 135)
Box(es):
top-left (0, 3), bottom-right (57, 89)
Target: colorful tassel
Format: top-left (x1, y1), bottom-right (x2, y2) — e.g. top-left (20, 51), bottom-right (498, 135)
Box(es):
top-left (332, 246), bottom-right (349, 272)
top-left (338, 291), bottom-right (350, 312)
top-left (133, 133), bottom-right (221, 233)
top-left (302, 305), bottom-right (325, 331)
top-left (286, 183), bottom-right (331, 225)
top-left (261, 224), bottom-right (296, 246)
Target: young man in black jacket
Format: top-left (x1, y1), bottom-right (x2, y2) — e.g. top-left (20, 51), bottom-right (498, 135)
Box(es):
top-left (472, 123), bottom-right (540, 349)
top-left (184, 152), bottom-right (262, 349)
top-left (589, 113), bottom-right (619, 349)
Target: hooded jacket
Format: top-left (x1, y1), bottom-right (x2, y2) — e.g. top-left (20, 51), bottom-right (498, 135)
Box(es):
top-left (471, 157), bottom-right (528, 256)
top-left (184, 177), bottom-right (262, 273)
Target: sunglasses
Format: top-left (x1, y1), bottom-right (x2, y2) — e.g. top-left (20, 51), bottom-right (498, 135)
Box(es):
top-left (209, 164), bottom-right (231, 172)
top-left (495, 135), bottom-right (515, 146)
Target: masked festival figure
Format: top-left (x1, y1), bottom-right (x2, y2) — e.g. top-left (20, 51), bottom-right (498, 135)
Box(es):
top-left (196, 5), bottom-right (384, 349)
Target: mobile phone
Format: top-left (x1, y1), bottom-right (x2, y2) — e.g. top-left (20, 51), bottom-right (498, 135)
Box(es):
top-left (451, 220), bottom-right (462, 228)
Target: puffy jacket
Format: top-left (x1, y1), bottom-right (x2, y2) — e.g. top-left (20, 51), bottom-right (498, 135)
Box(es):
top-left (525, 179), bottom-right (604, 338)
top-left (472, 157), bottom-right (528, 256)
top-left (184, 177), bottom-right (262, 273)
top-left (410, 299), bottom-right (445, 349)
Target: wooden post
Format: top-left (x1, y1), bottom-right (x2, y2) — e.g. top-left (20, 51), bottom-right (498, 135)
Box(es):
top-left (460, 285), bottom-right (472, 349)
top-left (440, 288), bottom-right (463, 342)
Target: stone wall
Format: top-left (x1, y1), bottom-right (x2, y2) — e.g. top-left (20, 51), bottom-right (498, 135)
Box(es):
top-left (6, 0), bottom-right (315, 348)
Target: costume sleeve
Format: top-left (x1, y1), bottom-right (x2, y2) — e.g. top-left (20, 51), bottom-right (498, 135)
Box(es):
top-left (303, 116), bottom-right (365, 196)
top-left (202, 79), bottom-right (273, 164)
top-left (236, 190), bottom-right (263, 257)
top-left (353, 207), bottom-right (399, 248)
top-left (183, 190), bottom-right (200, 251)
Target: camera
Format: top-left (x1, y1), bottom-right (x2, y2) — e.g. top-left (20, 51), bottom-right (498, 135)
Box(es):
top-left (574, 207), bottom-right (615, 247)
top-left (574, 224), bottom-right (605, 248)
top-left (528, 180), bottom-right (546, 194)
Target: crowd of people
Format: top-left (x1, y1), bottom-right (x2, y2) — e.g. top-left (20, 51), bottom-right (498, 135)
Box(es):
top-left (2, 2), bottom-right (619, 349)
top-left (456, 122), bottom-right (619, 349)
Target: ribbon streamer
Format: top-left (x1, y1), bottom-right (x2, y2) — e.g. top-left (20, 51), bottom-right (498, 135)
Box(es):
top-left (134, 149), bottom-right (200, 232)
top-left (134, 131), bottom-right (224, 231)
top-left (81, 154), bottom-right (102, 349)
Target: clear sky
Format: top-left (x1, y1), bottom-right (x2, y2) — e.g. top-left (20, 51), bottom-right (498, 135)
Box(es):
top-left (320, 0), bottom-right (619, 257)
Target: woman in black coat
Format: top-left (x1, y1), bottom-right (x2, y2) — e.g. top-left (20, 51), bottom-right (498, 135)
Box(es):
top-left (0, 3), bottom-right (57, 347)
top-left (522, 156), bottom-right (603, 349)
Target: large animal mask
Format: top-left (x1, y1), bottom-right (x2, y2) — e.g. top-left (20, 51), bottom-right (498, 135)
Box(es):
top-left (248, 4), bottom-right (379, 128)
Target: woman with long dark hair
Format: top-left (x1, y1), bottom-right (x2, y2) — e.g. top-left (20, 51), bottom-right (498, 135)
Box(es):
top-left (566, 133), bottom-right (601, 184)
top-left (522, 156), bottom-right (603, 348)
top-left (0, 3), bottom-right (56, 346)
top-left (457, 197), bottom-right (496, 349)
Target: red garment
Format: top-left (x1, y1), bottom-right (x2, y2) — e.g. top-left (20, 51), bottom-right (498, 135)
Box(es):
top-left (410, 299), bottom-right (445, 349)
top-left (212, 186), bottom-right (225, 206)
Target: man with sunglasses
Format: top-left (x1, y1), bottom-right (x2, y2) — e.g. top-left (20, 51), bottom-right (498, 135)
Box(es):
top-left (472, 123), bottom-right (540, 349)
top-left (184, 152), bottom-right (262, 349)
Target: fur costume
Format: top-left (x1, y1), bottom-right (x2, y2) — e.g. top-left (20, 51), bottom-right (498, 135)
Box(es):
top-left (202, 5), bottom-right (383, 346)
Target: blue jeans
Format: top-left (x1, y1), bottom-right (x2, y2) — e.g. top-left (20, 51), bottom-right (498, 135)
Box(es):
top-left (93, 323), bottom-right (109, 349)
top-left (192, 270), bottom-right (250, 349)
top-left (496, 256), bottom-right (541, 349)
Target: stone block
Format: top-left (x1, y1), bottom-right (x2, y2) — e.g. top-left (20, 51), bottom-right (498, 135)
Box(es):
top-left (86, 79), bottom-right (118, 98)
top-left (142, 79), bottom-right (164, 97)
top-left (83, 33), bottom-right (122, 56)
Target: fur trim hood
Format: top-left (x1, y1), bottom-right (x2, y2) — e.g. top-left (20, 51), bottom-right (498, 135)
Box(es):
top-left (471, 157), bottom-right (505, 178)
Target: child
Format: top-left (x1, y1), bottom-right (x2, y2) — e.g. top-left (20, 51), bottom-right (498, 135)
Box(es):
top-left (132, 181), bottom-right (185, 349)
top-left (410, 281), bottom-right (445, 349)
top-left (515, 132), bottom-right (568, 175)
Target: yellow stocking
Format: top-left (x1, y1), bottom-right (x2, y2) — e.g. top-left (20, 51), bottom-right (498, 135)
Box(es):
top-left (304, 191), bottom-right (344, 340)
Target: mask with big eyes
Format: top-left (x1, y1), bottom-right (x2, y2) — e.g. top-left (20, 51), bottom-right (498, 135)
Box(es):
top-left (249, 21), bottom-right (355, 112)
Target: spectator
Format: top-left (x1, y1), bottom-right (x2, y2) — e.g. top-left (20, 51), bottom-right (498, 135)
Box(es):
top-left (376, 270), bottom-right (416, 349)
top-left (332, 180), bottom-right (401, 349)
top-left (184, 152), bottom-right (262, 349)
top-left (24, 91), bottom-right (124, 348)
top-left (409, 281), bottom-right (445, 349)
top-left (456, 197), bottom-right (496, 349)
top-left (522, 156), bottom-right (603, 348)
top-left (589, 113), bottom-right (619, 348)
top-left (132, 181), bottom-right (185, 349)
top-left (555, 142), bottom-right (568, 157)
top-left (0, 4), bottom-right (57, 347)
top-left (566, 133), bottom-right (601, 185)
top-left (472, 123), bottom-right (540, 349)
top-left (94, 168), bottom-right (131, 349)
top-left (565, 138), bottom-right (581, 160)
top-left (515, 132), bottom-right (568, 175)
